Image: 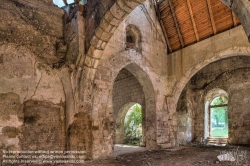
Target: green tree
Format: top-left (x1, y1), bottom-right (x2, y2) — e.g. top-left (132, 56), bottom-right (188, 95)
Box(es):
top-left (211, 96), bottom-right (228, 127)
top-left (124, 104), bottom-right (142, 145)
top-left (210, 96), bottom-right (228, 137)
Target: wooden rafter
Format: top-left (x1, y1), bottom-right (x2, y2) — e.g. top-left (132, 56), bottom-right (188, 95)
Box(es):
top-left (231, 11), bottom-right (237, 26)
top-left (152, 0), bottom-right (172, 52)
top-left (168, 0), bottom-right (184, 47)
top-left (186, 0), bottom-right (199, 41)
top-left (206, 0), bottom-right (217, 34)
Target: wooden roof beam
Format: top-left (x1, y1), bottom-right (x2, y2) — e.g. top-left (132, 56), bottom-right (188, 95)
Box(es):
top-left (206, 0), bottom-right (217, 35)
top-left (152, 0), bottom-right (172, 52)
top-left (168, 0), bottom-right (184, 47)
top-left (231, 11), bottom-right (237, 26)
top-left (186, 0), bottom-right (199, 41)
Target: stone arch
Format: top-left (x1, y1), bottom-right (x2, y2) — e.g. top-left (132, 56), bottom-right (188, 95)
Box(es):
top-left (220, 0), bottom-right (250, 41)
top-left (78, 0), bottom-right (145, 69)
top-left (114, 102), bottom-right (145, 144)
top-left (172, 46), bottom-right (250, 108)
top-left (126, 24), bottom-right (142, 51)
top-left (92, 50), bottom-right (158, 158)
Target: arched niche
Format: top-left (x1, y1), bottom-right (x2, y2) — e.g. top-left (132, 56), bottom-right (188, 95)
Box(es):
top-left (125, 24), bottom-right (142, 52)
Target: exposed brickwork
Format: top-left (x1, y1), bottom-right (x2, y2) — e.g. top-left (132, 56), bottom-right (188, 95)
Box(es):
top-left (20, 100), bottom-right (66, 151)
top-left (0, 93), bottom-right (22, 163)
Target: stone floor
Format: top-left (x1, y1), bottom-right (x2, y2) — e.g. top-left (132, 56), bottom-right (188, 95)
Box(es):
top-left (114, 144), bottom-right (147, 156)
top-left (83, 145), bottom-right (250, 166)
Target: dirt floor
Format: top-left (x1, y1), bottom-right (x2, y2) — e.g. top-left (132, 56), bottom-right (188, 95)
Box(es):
top-left (83, 145), bottom-right (250, 166)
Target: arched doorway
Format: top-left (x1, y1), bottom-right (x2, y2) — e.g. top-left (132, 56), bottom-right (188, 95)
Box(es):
top-left (92, 56), bottom-right (158, 158)
top-left (112, 68), bottom-right (146, 148)
top-left (115, 103), bottom-right (143, 146)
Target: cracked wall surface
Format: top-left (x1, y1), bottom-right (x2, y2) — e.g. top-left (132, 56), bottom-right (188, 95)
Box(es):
top-left (0, 0), bottom-right (73, 163)
top-left (0, 0), bottom-right (66, 67)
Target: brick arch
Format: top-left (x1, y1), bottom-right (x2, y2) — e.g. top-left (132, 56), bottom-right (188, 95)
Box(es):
top-left (92, 50), bottom-right (160, 158)
top-left (172, 47), bottom-right (250, 109)
top-left (79, 0), bottom-right (145, 68)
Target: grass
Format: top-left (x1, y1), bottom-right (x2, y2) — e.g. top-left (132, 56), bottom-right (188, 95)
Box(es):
top-left (211, 128), bottom-right (228, 137)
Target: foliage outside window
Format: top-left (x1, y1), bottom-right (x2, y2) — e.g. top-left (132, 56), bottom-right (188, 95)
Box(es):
top-left (124, 104), bottom-right (142, 145)
top-left (210, 96), bottom-right (228, 137)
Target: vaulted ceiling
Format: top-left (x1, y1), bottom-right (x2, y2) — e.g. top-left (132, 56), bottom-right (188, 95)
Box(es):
top-left (158, 0), bottom-right (241, 53)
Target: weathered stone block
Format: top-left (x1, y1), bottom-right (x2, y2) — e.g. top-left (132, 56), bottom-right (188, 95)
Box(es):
top-left (99, 18), bottom-right (110, 31)
top-left (110, 17), bottom-right (122, 27)
top-left (90, 35), bottom-right (103, 49)
top-left (95, 27), bottom-right (105, 40)
top-left (124, 0), bottom-right (140, 9)
top-left (100, 31), bottom-right (113, 42)
top-left (84, 55), bottom-right (94, 67)
top-left (101, 42), bottom-right (107, 50)
top-left (110, 3), bottom-right (126, 20)
top-left (93, 59), bottom-right (100, 69)
top-left (87, 46), bottom-right (104, 59)
top-left (104, 11), bottom-right (115, 24)
top-left (117, 0), bottom-right (133, 13)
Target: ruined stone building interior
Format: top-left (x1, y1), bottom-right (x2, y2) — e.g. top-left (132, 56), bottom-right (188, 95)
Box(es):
top-left (1, 0), bottom-right (250, 165)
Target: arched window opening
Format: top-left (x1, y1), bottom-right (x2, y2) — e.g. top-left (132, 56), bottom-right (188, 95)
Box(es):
top-left (210, 96), bottom-right (228, 138)
top-left (204, 88), bottom-right (229, 145)
top-left (124, 103), bottom-right (142, 146)
top-left (125, 25), bottom-right (142, 51)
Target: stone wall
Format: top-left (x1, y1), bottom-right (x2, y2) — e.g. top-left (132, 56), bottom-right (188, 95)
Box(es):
top-left (84, 0), bottom-right (116, 51)
top-left (113, 69), bottom-right (145, 118)
top-left (2, 0), bottom-right (250, 161)
top-left (0, 0), bottom-right (71, 162)
top-left (167, 25), bottom-right (250, 110)
top-left (91, 0), bottom-right (169, 158)
top-left (20, 100), bottom-right (65, 150)
top-left (177, 56), bottom-right (250, 144)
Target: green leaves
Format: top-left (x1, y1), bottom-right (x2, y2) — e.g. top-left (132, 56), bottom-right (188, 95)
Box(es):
top-left (124, 104), bottom-right (142, 145)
